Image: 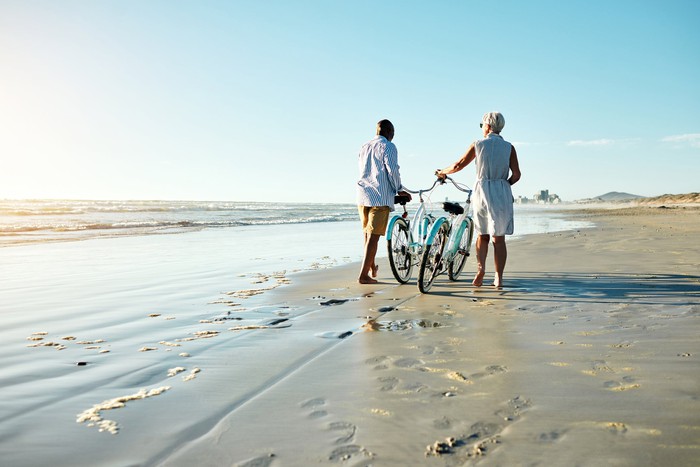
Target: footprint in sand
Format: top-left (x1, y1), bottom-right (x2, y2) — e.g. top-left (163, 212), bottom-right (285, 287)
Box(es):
top-left (377, 376), bottom-right (399, 391)
top-left (328, 444), bottom-right (373, 463)
top-left (404, 381), bottom-right (428, 393)
top-left (365, 355), bottom-right (389, 370)
top-left (443, 364), bottom-right (508, 385)
top-left (426, 396), bottom-right (532, 460)
top-left (591, 360), bottom-right (615, 374)
top-left (466, 421), bottom-right (503, 441)
top-left (329, 421), bottom-right (357, 444)
top-left (537, 429), bottom-right (568, 443)
top-left (393, 357), bottom-right (424, 368)
top-left (494, 395), bottom-right (532, 422)
top-left (300, 397), bottom-right (328, 419)
top-left (604, 376), bottom-right (640, 391)
top-left (470, 364), bottom-right (508, 380)
top-left (298, 397), bottom-right (372, 463)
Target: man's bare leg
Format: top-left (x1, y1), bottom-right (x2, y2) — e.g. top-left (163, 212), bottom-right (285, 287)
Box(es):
top-left (492, 236), bottom-right (507, 288)
top-left (369, 232), bottom-right (379, 278)
top-left (359, 232), bottom-right (380, 284)
top-left (472, 234), bottom-right (489, 286)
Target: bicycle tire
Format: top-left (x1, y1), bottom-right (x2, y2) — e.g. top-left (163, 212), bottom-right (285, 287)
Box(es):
top-left (418, 222), bottom-right (449, 293)
top-left (387, 217), bottom-right (413, 283)
top-left (448, 219), bottom-right (473, 280)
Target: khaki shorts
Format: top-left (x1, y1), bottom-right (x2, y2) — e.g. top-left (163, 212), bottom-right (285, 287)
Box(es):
top-left (358, 206), bottom-right (390, 236)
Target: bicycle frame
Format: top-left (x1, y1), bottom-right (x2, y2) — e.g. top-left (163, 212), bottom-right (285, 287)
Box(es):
top-left (426, 210), bottom-right (471, 262)
top-left (386, 179), bottom-right (441, 283)
top-left (387, 195), bottom-right (433, 253)
top-left (418, 176), bottom-right (474, 292)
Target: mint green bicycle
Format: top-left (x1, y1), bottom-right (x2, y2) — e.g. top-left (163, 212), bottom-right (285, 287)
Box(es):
top-left (417, 176), bottom-right (474, 293)
top-left (386, 179), bottom-right (442, 284)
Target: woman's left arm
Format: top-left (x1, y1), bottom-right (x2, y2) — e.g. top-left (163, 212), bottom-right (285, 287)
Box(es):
top-left (436, 143), bottom-right (476, 178)
top-left (508, 145), bottom-right (521, 186)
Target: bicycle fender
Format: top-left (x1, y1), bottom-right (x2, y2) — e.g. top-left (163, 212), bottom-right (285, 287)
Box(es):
top-left (386, 215), bottom-right (403, 240)
top-left (425, 217), bottom-right (448, 245)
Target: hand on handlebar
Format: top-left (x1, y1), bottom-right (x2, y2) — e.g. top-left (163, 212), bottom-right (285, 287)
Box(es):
top-left (434, 169), bottom-right (447, 182)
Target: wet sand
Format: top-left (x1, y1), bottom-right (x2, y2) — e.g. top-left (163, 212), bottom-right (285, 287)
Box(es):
top-left (2, 206), bottom-right (699, 466)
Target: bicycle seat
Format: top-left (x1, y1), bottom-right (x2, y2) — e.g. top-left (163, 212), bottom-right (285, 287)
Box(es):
top-left (443, 201), bottom-right (464, 215)
top-left (394, 195), bottom-right (411, 205)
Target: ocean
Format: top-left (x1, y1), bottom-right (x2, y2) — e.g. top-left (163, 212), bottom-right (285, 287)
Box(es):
top-left (1, 199), bottom-right (590, 248)
top-left (0, 199), bottom-right (359, 246)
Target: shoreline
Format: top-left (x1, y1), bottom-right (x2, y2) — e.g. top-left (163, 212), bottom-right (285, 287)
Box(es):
top-left (1, 206), bottom-right (698, 466)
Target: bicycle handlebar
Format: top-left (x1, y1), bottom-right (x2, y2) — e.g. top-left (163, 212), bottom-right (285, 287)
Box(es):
top-left (400, 178), bottom-right (441, 195)
top-left (438, 175), bottom-right (472, 194)
top-left (403, 176), bottom-right (471, 194)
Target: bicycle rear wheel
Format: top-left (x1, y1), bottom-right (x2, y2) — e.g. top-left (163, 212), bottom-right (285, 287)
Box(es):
top-left (418, 222), bottom-right (449, 293)
top-left (387, 217), bottom-right (413, 283)
top-left (448, 219), bottom-right (473, 280)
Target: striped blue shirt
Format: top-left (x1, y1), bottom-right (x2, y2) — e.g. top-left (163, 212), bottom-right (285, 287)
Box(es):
top-left (356, 135), bottom-right (403, 211)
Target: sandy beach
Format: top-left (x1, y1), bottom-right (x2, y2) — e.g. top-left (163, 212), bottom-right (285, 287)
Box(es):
top-left (2, 205), bottom-right (699, 466)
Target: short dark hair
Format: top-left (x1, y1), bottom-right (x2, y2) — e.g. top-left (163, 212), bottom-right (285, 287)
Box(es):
top-left (377, 119), bottom-right (394, 138)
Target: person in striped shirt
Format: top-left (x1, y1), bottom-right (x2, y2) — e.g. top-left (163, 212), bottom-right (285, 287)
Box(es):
top-left (356, 119), bottom-right (412, 284)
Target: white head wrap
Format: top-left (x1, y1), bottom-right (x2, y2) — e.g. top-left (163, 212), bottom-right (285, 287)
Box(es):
top-left (482, 112), bottom-right (505, 133)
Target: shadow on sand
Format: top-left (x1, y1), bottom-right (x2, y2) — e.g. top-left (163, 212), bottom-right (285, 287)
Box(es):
top-left (427, 272), bottom-right (700, 307)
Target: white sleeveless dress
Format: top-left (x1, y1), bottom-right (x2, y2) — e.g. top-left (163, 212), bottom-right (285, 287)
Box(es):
top-left (472, 133), bottom-right (514, 236)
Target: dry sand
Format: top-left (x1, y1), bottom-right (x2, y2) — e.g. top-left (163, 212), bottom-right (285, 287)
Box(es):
top-left (3, 206), bottom-right (699, 466)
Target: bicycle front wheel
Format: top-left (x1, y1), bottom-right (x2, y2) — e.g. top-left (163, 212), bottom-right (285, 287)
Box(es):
top-left (448, 219), bottom-right (473, 281)
top-left (387, 217), bottom-right (413, 283)
top-left (418, 222), bottom-right (449, 293)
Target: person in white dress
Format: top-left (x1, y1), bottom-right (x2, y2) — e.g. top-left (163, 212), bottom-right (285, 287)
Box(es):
top-left (436, 112), bottom-right (521, 288)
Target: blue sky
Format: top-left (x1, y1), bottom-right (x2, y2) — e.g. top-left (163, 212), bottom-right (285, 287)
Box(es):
top-left (1, 0), bottom-right (698, 202)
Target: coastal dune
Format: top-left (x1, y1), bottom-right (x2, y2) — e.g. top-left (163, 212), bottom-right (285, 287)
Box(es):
top-left (1, 206), bottom-right (698, 466)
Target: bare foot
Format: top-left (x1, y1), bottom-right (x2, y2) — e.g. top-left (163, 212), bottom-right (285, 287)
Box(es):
top-left (358, 276), bottom-right (379, 284)
top-left (472, 269), bottom-right (485, 287)
top-left (493, 273), bottom-right (503, 288)
top-left (371, 264), bottom-right (379, 278)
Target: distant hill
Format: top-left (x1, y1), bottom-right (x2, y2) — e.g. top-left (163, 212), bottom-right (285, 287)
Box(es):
top-left (590, 192), bottom-right (645, 202)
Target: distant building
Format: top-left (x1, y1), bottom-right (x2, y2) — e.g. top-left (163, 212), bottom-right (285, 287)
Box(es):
top-left (515, 189), bottom-right (561, 204)
top-left (533, 190), bottom-right (549, 203)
